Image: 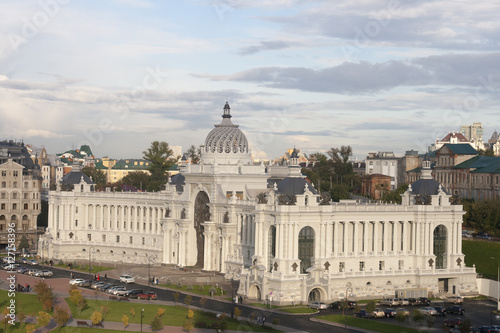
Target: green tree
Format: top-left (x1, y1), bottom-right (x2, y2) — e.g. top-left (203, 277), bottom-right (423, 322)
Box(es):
top-left (199, 297), bottom-right (207, 308)
top-left (69, 289), bottom-right (87, 313)
top-left (185, 145), bottom-right (200, 163)
top-left (19, 235), bottom-right (29, 251)
top-left (34, 281), bottom-right (54, 311)
top-left (381, 183), bottom-right (409, 204)
top-left (365, 301), bottom-right (376, 314)
top-left (53, 306), bottom-right (70, 331)
top-left (151, 314), bottom-right (164, 331)
top-left (411, 309), bottom-right (425, 324)
top-left (120, 171), bottom-right (150, 191)
top-left (395, 311), bottom-right (407, 322)
top-left (129, 307), bottom-right (135, 318)
top-left (184, 295), bottom-right (192, 306)
top-left (173, 292), bottom-right (180, 304)
top-left (459, 318), bottom-right (472, 333)
top-left (233, 307), bottom-right (241, 320)
top-left (143, 141), bottom-right (178, 191)
top-left (82, 166), bottom-right (107, 189)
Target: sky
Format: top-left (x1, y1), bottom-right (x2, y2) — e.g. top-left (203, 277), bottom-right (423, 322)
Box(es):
top-left (1, 0), bottom-right (500, 161)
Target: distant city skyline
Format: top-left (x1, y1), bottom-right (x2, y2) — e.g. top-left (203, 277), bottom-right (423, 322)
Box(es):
top-left (1, 1), bottom-right (499, 160)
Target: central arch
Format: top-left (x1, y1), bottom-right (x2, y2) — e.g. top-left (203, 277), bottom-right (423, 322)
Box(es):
top-left (194, 191), bottom-right (210, 268)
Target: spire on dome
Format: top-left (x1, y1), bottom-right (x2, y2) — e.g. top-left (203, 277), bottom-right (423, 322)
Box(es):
top-left (223, 101), bottom-right (231, 118)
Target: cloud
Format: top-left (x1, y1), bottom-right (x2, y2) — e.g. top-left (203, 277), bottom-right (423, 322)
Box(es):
top-left (238, 40), bottom-right (298, 55)
top-left (196, 52), bottom-right (500, 94)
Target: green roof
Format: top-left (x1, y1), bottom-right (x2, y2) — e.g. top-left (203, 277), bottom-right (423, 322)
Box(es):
top-left (454, 155), bottom-right (500, 174)
top-left (442, 143), bottom-right (477, 155)
top-left (111, 159), bottom-right (150, 170)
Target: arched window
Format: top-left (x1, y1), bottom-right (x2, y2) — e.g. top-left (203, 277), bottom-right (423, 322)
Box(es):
top-left (298, 226), bottom-right (314, 273)
top-left (268, 226), bottom-right (276, 271)
top-left (433, 225), bottom-right (447, 269)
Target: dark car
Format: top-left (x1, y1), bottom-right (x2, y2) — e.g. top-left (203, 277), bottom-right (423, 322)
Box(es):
top-left (433, 306), bottom-right (446, 316)
top-left (98, 284), bottom-right (115, 291)
top-left (444, 317), bottom-right (462, 327)
top-left (137, 292), bottom-right (158, 300)
top-left (125, 289), bottom-right (144, 298)
top-left (330, 300), bottom-right (357, 309)
top-left (383, 308), bottom-right (396, 317)
top-left (354, 310), bottom-right (374, 318)
top-left (407, 298), bottom-right (421, 306)
top-left (445, 305), bottom-right (465, 315)
top-left (478, 326), bottom-right (493, 333)
top-left (418, 297), bottom-right (431, 305)
top-left (473, 231), bottom-right (491, 239)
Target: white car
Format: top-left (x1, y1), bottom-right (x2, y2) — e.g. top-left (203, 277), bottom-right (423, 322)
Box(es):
top-left (112, 286), bottom-right (127, 295)
top-left (446, 296), bottom-right (463, 304)
top-left (35, 270), bottom-right (53, 277)
top-left (420, 307), bottom-right (437, 315)
top-left (115, 289), bottom-right (129, 296)
top-left (308, 302), bottom-right (328, 310)
top-left (120, 275), bottom-right (135, 284)
top-left (373, 308), bottom-right (386, 318)
top-left (69, 278), bottom-right (86, 285)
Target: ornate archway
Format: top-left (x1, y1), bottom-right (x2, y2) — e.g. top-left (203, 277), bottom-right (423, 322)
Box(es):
top-left (194, 191), bottom-right (210, 267)
top-left (248, 285), bottom-right (262, 301)
top-left (298, 226), bottom-right (315, 273)
top-left (433, 225), bottom-right (447, 269)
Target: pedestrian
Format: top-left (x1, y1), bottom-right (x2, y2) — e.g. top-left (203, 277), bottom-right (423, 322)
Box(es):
top-left (104, 274), bottom-right (107, 281)
top-left (26, 284), bottom-right (30, 292)
top-left (97, 274), bottom-right (100, 281)
top-left (262, 316), bottom-right (266, 326)
top-left (17, 284), bottom-right (21, 292)
top-left (156, 278), bottom-right (159, 285)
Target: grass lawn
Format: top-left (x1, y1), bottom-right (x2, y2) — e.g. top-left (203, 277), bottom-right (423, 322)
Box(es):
top-left (463, 239), bottom-right (500, 280)
top-left (317, 315), bottom-right (426, 333)
top-left (0, 289), bottom-right (44, 316)
top-left (278, 307), bottom-right (317, 314)
top-left (66, 298), bottom-right (280, 332)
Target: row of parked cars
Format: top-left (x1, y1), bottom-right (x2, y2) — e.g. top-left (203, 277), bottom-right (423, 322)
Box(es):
top-left (68, 277), bottom-right (157, 300)
top-left (16, 267), bottom-right (54, 277)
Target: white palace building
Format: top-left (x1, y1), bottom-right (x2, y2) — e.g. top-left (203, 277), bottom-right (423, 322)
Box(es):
top-left (41, 103), bottom-right (477, 304)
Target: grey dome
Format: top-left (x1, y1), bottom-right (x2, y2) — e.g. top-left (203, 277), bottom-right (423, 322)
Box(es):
top-left (170, 173), bottom-right (185, 192)
top-left (276, 177), bottom-right (317, 195)
top-left (61, 171), bottom-right (93, 185)
top-left (204, 102), bottom-right (249, 154)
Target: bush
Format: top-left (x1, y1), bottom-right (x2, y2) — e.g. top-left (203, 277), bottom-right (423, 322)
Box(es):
top-left (166, 278), bottom-right (172, 285)
top-left (195, 321), bottom-right (207, 328)
top-left (176, 282), bottom-right (183, 288)
top-left (58, 259), bottom-right (64, 266)
top-left (187, 284), bottom-right (193, 290)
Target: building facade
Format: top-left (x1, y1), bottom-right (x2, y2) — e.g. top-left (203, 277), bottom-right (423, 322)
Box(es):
top-left (365, 152), bottom-right (400, 190)
top-left (41, 103), bottom-right (477, 304)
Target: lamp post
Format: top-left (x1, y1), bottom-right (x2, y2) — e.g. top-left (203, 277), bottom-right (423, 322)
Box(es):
top-left (345, 287), bottom-right (353, 331)
top-left (492, 257), bottom-right (500, 311)
top-left (146, 254), bottom-right (157, 297)
top-left (140, 308), bottom-right (144, 332)
top-left (88, 246), bottom-right (95, 279)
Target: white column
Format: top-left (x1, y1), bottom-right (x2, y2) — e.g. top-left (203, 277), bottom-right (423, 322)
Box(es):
top-left (353, 221), bottom-right (359, 254)
top-left (92, 204), bottom-right (96, 230)
top-left (363, 222), bottom-right (368, 254)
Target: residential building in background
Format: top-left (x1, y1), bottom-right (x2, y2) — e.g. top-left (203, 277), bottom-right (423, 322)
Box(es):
top-left (96, 158), bottom-right (151, 184)
top-left (431, 131), bottom-right (474, 151)
top-left (26, 145), bottom-right (63, 199)
top-left (365, 151), bottom-right (399, 190)
top-left (0, 141), bottom-right (42, 251)
top-left (460, 122), bottom-right (485, 151)
top-left (361, 173), bottom-right (391, 199)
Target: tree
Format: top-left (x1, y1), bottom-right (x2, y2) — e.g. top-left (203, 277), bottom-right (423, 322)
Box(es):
top-left (121, 315), bottom-right (129, 330)
top-left (183, 318), bottom-right (194, 332)
top-left (173, 292), bottom-right (180, 304)
top-left (272, 318), bottom-right (280, 326)
top-left (69, 289), bottom-right (87, 313)
top-left (185, 145), bottom-right (200, 163)
top-left (151, 314), bottom-right (164, 331)
top-left (82, 166), bottom-right (107, 189)
top-left (425, 315), bottom-right (435, 329)
top-left (187, 309), bottom-right (194, 319)
top-left (199, 297), bottom-right (207, 308)
top-left (143, 141), bottom-right (178, 191)
top-left (157, 308), bottom-right (166, 317)
top-left (36, 311), bottom-right (52, 328)
top-left (411, 309), bottom-right (425, 325)
top-left (120, 171), bottom-right (150, 190)
top-left (129, 307), bottom-right (135, 318)
top-left (19, 235), bottom-right (29, 251)
top-left (381, 183), bottom-right (409, 204)
top-left (365, 301), bottom-right (376, 314)
top-left (459, 318), bottom-right (472, 333)
top-left (395, 311), bottom-right (407, 323)
top-left (53, 306), bottom-right (70, 331)
top-left (233, 307), bottom-right (241, 320)
top-left (34, 281), bottom-right (54, 311)
top-left (184, 295), bottom-right (192, 306)
top-left (26, 324), bottom-right (37, 333)
top-left (90, 310), bottom-right (103, 326)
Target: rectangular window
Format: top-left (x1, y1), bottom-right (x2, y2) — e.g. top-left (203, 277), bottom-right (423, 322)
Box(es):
top-left (400, 222), bottom-right (404, 251)
top-left (116, 235), bottom-right (120, 243)
top-left (24, 203), bottom-right (28, 210)
top-left (339, 262), bottom-right (345, 272)
top-left (129, 236), bottom-right (133, 244)
top-left (153, 238), bottom-right (156, 245)
top-left (13, 171), bottom-right (18, 177)
top-left (143, 222), bottom-right (146, 230)
top-left (22, 224), bottom-right (28, 231)
top-left (124, 222), bottom-right (126, 229)
top-left (398, 260), bottom-right (404, 270)
top-left (87, 234), bottom-right (91, 241)
top-left (24, 193), bottom-right (28, 199)
top-left (332, 223), bottom-right (335, 252)
top-left (379, 261), bottom-right (384, 270)
top-left (1, 204), bottom-right (5, 210)
top-left (381, 223), bottom-right (385, 251)
top-left (102, 234), bottom-right (106, 242)
top-left (359, 261), bottom-right (365, 271)
top-left (391, 222), bottom-right (394, 251)
top-left (117, 221), bottom-right (119, 229)
top-left (1, 171), bottom-right (6, 177)
top-left (149, 223), bottom-right (152, 231)
top-left (12, 203), bottom-right (17, 210)
top-left (142, 237), bottom-right (145, 245)
top-left (76, 206), bottom-right (78, 213)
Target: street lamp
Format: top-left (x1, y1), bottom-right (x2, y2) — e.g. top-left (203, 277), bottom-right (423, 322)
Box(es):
top-left (140, 308), bottom-right (144, 332)
top-left (146, 254), bottom-right (157, 297)
top-left (492, 257), bottom-right (500, 311)
top-left (345, 287), bottom-right (353, 331)
top-left (88, 246), bottom-right (95, 279)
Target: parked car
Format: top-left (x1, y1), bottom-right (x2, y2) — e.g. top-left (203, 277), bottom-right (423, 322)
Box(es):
top-left (28, 269), bottom-right (41, 276)
top-left (446, 296), bottom-right (463, 304)
top-left (420, 307), bottom-right (437, 316)
top-left (111, 286), bottom-right (127, 295)
top-left (408, 298), bottom-right (421, 306)
top-left (395, 308), bottom-right (410, 316)
top-left (115, 289), bottom-right (130, 296)
top-left (91, 282), bottom-right (106, 289)
top-left (69, 278), bottom-right (86, 285)
top-left (473, 231), bottom-right (492, 239)
top-left (20, 258), bottom-right (29, 264)
top-left (28, 259), bottom-right (38, 265)
top-left (120, 275), bottom-right (135, 284)
top-left (398, 299), bottom-right (410, 306)
top-left (445, 305), bottom-right (465, 315)
top-left (35, 270), bottom-right (53, 277)
top-left (354, 310), bottom-right (374, 318)
top-left (125, 289), bottom-right (144, 298)
top-left (137, 292), bottom-right (158, 300)
top-left (309, 302), bottom-right (328, 310)
top-left (372, 309), bottom-right (385, 318)
top-left (418, 297), bottom-right (431, 305)
top-left (330, 300), bottom-right (357, 309)
top-left (76, 280), bottom-right (92, 288)
top-left (17, 267), bottom-right (29, 274)
top-left (380, 298), bottom-right (399, 306)
top-left (478, 326), bottom-right (494, 333)
top-left (444, 317), bottom-right (462, 327)
top-left (99, 284), bottom-right (117, 292)
top-left (433, 306), bottom-right (446, 316)
top-left (383, 308), bottom-right (396, 317)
